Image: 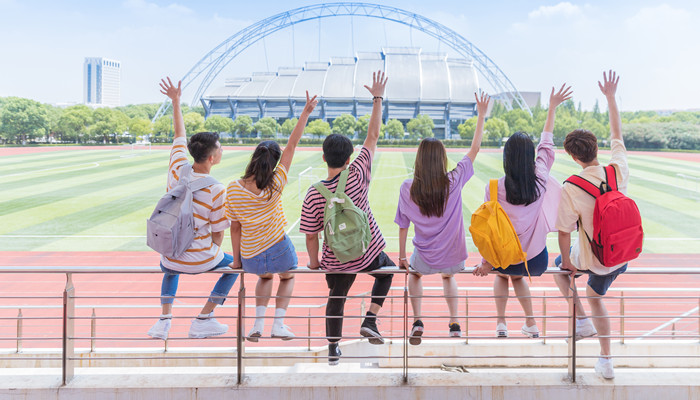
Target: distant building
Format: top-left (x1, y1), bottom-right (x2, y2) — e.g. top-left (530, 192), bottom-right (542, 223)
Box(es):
top-left (84, 57), bottom-right (121, 107)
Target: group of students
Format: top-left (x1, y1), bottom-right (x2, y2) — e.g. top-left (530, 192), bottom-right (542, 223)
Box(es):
top-left (147, 70), bottom-right (631, 379)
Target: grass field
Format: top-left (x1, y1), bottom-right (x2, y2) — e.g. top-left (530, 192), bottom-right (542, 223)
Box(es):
top-left (1, 145), bottom-right (699, 254)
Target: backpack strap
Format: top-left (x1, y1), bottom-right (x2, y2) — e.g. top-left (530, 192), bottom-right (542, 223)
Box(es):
top-left (489, 179), bottom-right (498, 203)
top-left (189, 176), bottom-right (219, 192)
top-left (178, 164), bottom-right (193, 185)
top-left (564, 175), bottom-right (600, 199)
top-left (604, 165), bottom-right (618, 191)
top-left (312, 181), bottom-right (335, 201)
top-left (336, 169), bottom-right (350, 195)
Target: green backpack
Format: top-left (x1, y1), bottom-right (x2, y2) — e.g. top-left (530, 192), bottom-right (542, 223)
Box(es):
top-left (313, 169), bottom-right (372, 263)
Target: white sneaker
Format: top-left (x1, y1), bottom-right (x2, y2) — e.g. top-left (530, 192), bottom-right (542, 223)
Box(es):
top-left (595, 357), bottom-right (615, 379)
top-left (247, 326), bottom-right (263, 342)
top-left (521, 324), bottom-right (540, 338)
top-left (566, 320), bottom-right (598, 342)
top-left (188, 316), bottom-right (228, 338)
top-left (496, 323), bottom-right (508, 338)
top-left (147, 318), bottom-right (171, 340)
top-left (271, 324), bottom-right (295, 340)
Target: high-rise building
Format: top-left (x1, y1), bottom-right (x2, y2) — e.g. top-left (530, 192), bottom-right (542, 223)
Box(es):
top-left (84, 57), bottom-right (121, 107)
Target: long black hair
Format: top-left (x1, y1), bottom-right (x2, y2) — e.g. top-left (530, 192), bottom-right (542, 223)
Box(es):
top-left (242, 140), bottom-right (282, 200)
top-left (503, 132), bottom-right (544, 206)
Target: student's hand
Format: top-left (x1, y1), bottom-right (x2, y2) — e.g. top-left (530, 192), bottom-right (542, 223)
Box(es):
top-left (398, 259), bottom-right (410, 270)
top-left (159, 77), bottom-right (181, 102)
top-left (302, 90), bottom-right (319, 115)
top-left (559, 259), bottom-right (578, 277)
top-left (307, 260), bottom-right (320, 270)
top-left (598, 70), bottom-right (619, 99)
top-left (549, 83), bottom-right (573, 109)
top-left (472, 262), bottom-right (492, 277)
top-left (363, 70), bottom-right (388, 98)
top-left (475, 91), bottom-right (490, 116)
top-left (231, 259), bottom-right (242, 270)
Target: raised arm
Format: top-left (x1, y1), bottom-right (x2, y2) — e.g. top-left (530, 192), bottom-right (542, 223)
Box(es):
top-left (466, 92), bottom-right (490, 162)
top-left (544, 83), bottom-right (573, 133)
top-left (362, 70), bottom-right (388, 157)
top-left (398, 227), bottom-right (410, 270)
top-left (279, 91), bottom-right (318, 171)
top-left (159, 77), bottom-right (184, 140)
top-left (599, 70), bottom-right (621, 142)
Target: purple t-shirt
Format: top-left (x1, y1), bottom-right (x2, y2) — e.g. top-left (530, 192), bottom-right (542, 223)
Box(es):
top-left (394, 154), bottom-right (474, 269)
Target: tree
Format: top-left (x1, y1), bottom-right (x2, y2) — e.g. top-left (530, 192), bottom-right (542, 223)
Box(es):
top-left (552, 113), bottom-right (580, 144)
top-left (457, 117), bottom-right (477, 140)
top-left (502, 109), bottom-right (533, 134)
top-left (406, 114), bottom-right (434, 139)
top-left (89, 108), bottom-right (128, 143)
top-left (232, 115), bottom-right (253, 137)
top-left (484, 117), bottom-right (509, 143)
top-left (384, 119), bottom-right (404, 139)
top-left (56, 105), bottom-right (92, 143)
top-left (490, 100), bottom-right (507, 118)
top-left (331, 114), bottom-right (357, 137)
top-left (183, 112), bottom-right (205, 135)
top-left (305, 119), bottom-right (331, 137)
top-left (204, 115), bottom-right (235, 134)
top-left (253, 117), bottom-right (279, 138)
top-left (152, 115), bottom-right (173, 142)
top-left (356, 114), bottom-right (371, 139)
top-left (279, 118), bottom-right (298, 136)
top-left (0, 97), bottom-right (49, 144)
top-left (129, 118), bottom-right (153, 141)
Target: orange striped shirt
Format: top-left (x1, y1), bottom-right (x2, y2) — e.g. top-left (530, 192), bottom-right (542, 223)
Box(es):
top-left (225, 164), bottom-right (288, 258)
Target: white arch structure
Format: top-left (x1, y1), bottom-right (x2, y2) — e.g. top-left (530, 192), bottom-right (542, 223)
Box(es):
top-left (154, 2), bottom-right (530, 121)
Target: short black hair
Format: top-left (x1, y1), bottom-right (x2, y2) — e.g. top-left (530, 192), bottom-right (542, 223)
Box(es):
top-left (188, 132), bottom-right (220, 163)
top-left (322, 134), bottom-right (353, 168)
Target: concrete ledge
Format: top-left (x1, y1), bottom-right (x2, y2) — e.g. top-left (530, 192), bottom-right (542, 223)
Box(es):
top-left (1, 366), bottom-right (699, 400)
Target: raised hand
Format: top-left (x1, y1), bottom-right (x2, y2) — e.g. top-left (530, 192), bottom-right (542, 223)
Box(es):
top-left (363, 70), bottom-right (388, 98)
top-left (549, 83), bottom-right (573, 109)
top-left (303, 90), bottom-right (319, 115)
top-left (598, 70), bottom-right (619, 98)
top-left (159, 77), bottom-right (181, 102)
top-left (474, 91), bottom-right (491, 116)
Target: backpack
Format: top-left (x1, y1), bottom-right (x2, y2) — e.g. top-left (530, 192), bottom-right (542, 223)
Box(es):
top-left (146, 164), bottom-right (219, 259)
top-left (313, 169), bottom-right (371, 263)
top-left (469, 179), bottom-right (529, 276)
top-left (565, 165), bottom-right (643, 267)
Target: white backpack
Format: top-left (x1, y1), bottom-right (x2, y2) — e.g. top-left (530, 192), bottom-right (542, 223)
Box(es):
top-left (146, 164), bottom-right (218, 258)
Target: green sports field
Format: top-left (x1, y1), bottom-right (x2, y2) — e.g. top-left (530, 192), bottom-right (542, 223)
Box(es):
top-left (1, 146), bottom-right (699, 254)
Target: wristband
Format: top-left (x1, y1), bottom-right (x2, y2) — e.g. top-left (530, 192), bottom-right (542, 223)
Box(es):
top-left (373, 96), bottom-right (383, 101)
top-left (399, 257), bottom-right (407, 261)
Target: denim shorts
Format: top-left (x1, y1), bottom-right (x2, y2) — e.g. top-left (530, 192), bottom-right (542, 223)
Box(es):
top-left (241, 235), bottom-right (298, 275)
top-left (160, 252), bottom-right (234, 275)
top-left (554, 253), bottom-right (627, 296)
top-left (409, 251), bottom-right (465, 276)
top-left (494, 247), bottom-right (549, 277)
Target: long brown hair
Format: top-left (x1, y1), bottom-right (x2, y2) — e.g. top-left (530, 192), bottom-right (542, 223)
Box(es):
top-left (242, 140), bottom-right (282, 201)
top-left (410, 138), bottom-right (450, 217)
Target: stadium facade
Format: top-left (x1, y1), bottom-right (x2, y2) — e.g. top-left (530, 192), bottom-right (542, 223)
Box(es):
top-left (202, 47), bottom-right (480, 138)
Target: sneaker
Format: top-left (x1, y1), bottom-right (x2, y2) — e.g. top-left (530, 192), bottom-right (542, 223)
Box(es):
top-left (188, 316), bottom-right (228, 339)
top-left (496, 323), bottom-right (508, 338)
top-left (147, 318), bottom-right (171, 340)
top-left (271, 324), bottom-right (295, 340)
top-left (328, 342), bottom-right (342, 366)
top-left (409, 320), bottom-right (424, 345)
top-left (449, 322), bottom-right (461, 338)
top-left (247, 327), bottom-right (262, 343)
top-left (521, 324), bottom-right (540, 338)
top-left (360, 318), bottom-right (385, 345)
top-left (567, 319), bottom-right (598, 342)
top-left (595, 357), bottom-right (615, 379)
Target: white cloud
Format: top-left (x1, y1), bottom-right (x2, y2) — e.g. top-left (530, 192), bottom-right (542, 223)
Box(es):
top-left (528, 2), bottom-right (582, 19)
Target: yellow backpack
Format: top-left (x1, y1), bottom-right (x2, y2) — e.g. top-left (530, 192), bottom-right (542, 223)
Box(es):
top-left (469, 179), bottom-right (529, 277)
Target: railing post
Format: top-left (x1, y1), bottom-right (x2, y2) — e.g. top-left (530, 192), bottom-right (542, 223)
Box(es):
top-left (90, 308), bottom-right (97, 352)
top-left (402, 272), bottom-right (408, 384)
top-left (542, 293), bottom-right (547, 345)
top-left (307, 309), bottom-right (311, 351)
top-left (567, 280), bottom-right (577, 383)
top-left (16, 309), bottom-right (22, 353)
top-left (62, 273), bottom-right (75, 385)
top-left (464, 290), bottom-right (469, 345)
top-left (237, 272), bottom-right (246, 385)
top-left (390, 294), bottom-right (394, 338)
top-left (620, 291), bottom-right (625, 345)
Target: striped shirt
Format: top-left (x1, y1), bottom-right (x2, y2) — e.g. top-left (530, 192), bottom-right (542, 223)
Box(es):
top-left (225, 164), bottom-right (288, 258)
top-left (159, 137), bottom-right (229, 273)
top-left (300, 147), bottom-right (385, 272)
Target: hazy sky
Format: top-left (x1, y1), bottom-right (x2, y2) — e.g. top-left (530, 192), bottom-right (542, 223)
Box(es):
top-left (1, 0), bottom-right (699, 111)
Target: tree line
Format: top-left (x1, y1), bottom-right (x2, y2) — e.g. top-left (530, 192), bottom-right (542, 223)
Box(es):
top-left (1, 96), bottom-right (699, 150)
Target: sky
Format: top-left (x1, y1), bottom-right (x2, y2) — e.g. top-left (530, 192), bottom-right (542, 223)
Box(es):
top-left (1, 0), bottom-right (699, 111)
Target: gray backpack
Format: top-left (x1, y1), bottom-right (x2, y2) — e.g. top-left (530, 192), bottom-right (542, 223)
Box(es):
top-left (146, 164), bottom-right (218, 258)
top-left (313, 169), bottom-right (371, 263)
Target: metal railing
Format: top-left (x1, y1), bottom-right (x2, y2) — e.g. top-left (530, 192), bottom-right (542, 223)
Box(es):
top-left (0, 266), bottom-right (699, 385)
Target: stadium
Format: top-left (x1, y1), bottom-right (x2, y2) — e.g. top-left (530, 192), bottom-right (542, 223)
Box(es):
top-left (202, 47), bottom-right (480, 138)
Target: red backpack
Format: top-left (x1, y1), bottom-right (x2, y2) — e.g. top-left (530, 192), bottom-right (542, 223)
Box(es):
top-left (565, 165), bottom-right (644, 267)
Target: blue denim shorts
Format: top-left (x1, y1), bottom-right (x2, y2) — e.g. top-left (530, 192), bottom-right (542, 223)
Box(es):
top-left (554, 253), bottom-right (627, 296)
top-left (241, 235), bottom-right (298, 275)
top-left (495, 247), bottom-right (549, 277)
